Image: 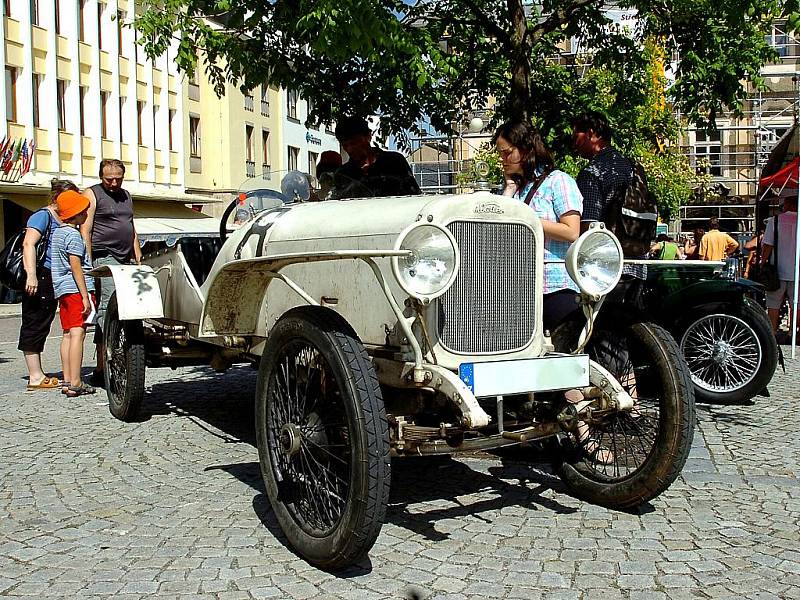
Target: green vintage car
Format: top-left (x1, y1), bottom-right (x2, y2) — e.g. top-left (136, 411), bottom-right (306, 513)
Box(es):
top-left (610, 260), bottom-right (777, 404)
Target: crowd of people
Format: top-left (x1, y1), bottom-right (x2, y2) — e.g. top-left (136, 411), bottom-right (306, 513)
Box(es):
top-left (18, 159), bottom-right (139, 397)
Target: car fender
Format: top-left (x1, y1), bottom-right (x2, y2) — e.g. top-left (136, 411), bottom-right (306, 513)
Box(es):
top-left (89, 264), bottom-right (165, 320)
top-left (657, 279), bottom-right (754, 322)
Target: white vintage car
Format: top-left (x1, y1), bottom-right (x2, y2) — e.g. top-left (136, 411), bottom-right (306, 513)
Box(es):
top-left (95, 171), bottom-right (695, 570)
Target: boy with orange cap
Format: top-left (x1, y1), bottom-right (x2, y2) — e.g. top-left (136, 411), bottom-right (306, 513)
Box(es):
top-left (50, 190), bottom-right (97, 397)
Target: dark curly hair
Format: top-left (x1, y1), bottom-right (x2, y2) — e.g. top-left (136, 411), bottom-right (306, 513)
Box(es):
top-left (492, 121), bottom-right (554, 187)
top-left (49, 178), bottom-right (79, 204)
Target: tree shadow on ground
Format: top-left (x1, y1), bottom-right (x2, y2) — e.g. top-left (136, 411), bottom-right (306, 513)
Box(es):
top-left (696, 403), bottom-right (761, 428)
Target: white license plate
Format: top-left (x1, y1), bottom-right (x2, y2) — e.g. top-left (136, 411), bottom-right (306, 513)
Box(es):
top-left (459, 354), bottom-right (590, 397)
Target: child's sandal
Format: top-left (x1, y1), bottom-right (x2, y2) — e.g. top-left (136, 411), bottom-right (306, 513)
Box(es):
top-left (66, 383), bottom-right (97, 397)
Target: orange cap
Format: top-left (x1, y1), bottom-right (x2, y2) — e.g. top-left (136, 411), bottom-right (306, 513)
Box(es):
top-left (56, 190), bottom-right (90, 221)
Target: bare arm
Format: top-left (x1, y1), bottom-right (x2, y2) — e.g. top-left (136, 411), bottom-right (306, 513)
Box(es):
top-left (80, 188), bottom-right (96, 260)
top-left (541, 211), bottom-right (581, 243)
top-left (726, 234), bottom-right (739, 255)
top-left (22, 228), bottom-right (43, 296)
top-left (68, 254), bottom-right (91, 314)
top-left (761, 244), bottom-right (773, 264)
top-left (132, 227), bottom-right (142, 264)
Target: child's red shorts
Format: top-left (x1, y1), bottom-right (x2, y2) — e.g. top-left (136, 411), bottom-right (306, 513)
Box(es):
top-left (58, 292), bottom-right (95, 331)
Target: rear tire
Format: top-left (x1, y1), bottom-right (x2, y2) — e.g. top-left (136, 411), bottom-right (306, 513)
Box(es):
top-left (105, 295), bottom-right (146, 421)
top-left (555, 321), bottom-right (695, 509)
top-left (255, 308), bottom-right (390, 570)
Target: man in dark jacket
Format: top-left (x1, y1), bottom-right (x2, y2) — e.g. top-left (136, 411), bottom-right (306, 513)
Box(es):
top-left (333, 116), bottom-right (420, 198)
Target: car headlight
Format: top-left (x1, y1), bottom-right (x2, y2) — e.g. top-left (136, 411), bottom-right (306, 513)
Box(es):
top-left (565, 224), bottom-right (623, 298)
top-left (392, 223), bottom-right (460, 302)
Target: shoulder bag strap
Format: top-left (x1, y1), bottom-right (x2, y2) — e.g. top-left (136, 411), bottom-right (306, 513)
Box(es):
top-left (771, 213), bottom-right (779, 266)
top-left (522, 168), bottom-right (552, 206)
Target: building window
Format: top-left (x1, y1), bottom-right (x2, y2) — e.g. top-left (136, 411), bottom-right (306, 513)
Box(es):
top-left (189, 115), bottom-right (201, 157)
top-left (79, 86), bottom-right (88, 136)
top-left (244, 90), bottom-right (254, 112)
top-left (56, 79), bottom-right (67, 131)
top-left (308, 151), bottom-right (319, 174)
top-left (188, 70), bottom-right (200, 101)
top-left (261, 87), bottom-right (269, 116)
top-left (136, 101), bottom-right (145, 145)
top-left (98, 2), bottom-right (105, 50)
top-left (168, 108), bottom-right (175, 150)
top-left (119, 96), bottom-right (126, 141)
top-left (245, 124), bottom-right (254, 161)
top-left (306, 97), bottom-right (318, 129)
top-left (100, 91), bottom-right (110, 138)
top-left (2, 0), bottom-right (10, 18)
top-left (325, 122), bottom-right (335, 135)
top-left (32, 74), bottom-right (41, 127)
top-left (695, 130), bottom-right (722, 177)
top-left (31, 0), bottom-right (39, 25)
top-left (117, 10), bottom-right (124, 50)
top-left (286, 89), bottom-right (298, 121)
top-left (55, 0), bottom-right (61, 34)
top-left (79, 0), bottom-right (87, 41)
top-left (766, 22), bottom-right (791, 57)
top-left (4, 67), bottom-right (16, 122)
top-left (288, 145), bottom-right (299, 171)
top-left (261, 129), bottom-right (270, 171)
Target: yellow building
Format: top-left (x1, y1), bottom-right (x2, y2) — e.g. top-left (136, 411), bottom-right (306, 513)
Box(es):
top-left (0, 0), bottom-right (294, 253)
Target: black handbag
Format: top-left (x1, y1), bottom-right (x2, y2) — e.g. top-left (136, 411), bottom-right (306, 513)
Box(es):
top-left (0, 209), bottom-right (52, 292)
top-left (754, 215), bottom-right (781, 292)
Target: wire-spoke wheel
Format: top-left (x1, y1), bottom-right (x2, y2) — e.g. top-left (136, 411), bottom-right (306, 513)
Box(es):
top-left (105, 295), bottom-right (146, 422)
top-left (256, 308), bottom-right (390, 571)
top-left (678, 302), bottom-right (777, 404)
top-left (556, 321), bottom-right (695, 509)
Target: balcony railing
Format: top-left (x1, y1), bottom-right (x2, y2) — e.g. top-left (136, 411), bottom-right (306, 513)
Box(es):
top-left (246, 160), bottom-right (255, 177)
top-left (261, 101), bottom-right (269, 116)
top-left (262, 164), bottom-right (271, 180)
top-left (244, 95), bottom-right (254, 112)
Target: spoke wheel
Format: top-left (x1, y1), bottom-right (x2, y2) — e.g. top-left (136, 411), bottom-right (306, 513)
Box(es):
top-left (678, 302), bottom-right (777, 404)
top-left (256, 308), bottom-right (390, 570)
top-left (554, 321), bottom-right (695, 509)
top-left (105, 295), bottom-right (146, 421)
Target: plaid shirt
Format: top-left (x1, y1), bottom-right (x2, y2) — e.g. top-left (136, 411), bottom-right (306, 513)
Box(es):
top-left (514, 170), bottom-right (583, 294)
top-left (576, 146), bottom-right (646, 279)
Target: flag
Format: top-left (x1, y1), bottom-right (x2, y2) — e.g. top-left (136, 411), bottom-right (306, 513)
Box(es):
top-left (19, 141), bottom-right (28, 175)
top-left (0, 136), bottom-right (9, 162)
top-left (21, 140), bottom-right (34, 175)
top-left (0, 139), bottom-right (13, 173)
top-left (10, 138), bottom-right (21, 163)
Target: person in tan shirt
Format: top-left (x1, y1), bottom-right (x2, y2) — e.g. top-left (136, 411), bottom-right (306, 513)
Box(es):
top-left (700, 217), bottom-right (739, 260)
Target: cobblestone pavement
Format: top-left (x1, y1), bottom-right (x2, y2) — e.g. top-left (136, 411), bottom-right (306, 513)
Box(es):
top-left (1, 316), bottom-right (799, 599)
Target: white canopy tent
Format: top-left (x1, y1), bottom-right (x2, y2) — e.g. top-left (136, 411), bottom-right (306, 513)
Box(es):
top-left (758, 158), bottom-right (800, 357)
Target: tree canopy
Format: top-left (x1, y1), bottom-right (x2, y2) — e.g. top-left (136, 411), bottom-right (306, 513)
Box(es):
top-left (137, 0), bottom-right (796, 135)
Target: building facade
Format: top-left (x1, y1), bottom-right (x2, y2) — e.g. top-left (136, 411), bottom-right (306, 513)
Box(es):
top-left (0, 0), bottom-right (341, 251)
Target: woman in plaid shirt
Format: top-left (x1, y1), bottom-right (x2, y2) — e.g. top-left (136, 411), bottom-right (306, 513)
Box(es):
top-left (493, 121), bottom-right (583, 333)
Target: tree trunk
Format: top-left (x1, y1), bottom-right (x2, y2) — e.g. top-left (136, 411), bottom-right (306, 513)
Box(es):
top-left (508, 0), bottom-right (531, 122)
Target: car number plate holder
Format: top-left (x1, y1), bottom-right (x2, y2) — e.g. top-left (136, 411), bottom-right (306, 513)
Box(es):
top-left (459, 354), bottom-right (590, 397)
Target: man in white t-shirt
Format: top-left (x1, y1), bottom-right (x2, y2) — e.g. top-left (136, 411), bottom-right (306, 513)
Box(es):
top-left (762, 196), bottom-right (798, 334)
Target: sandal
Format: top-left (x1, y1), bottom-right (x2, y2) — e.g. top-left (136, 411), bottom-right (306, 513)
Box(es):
top-left (65, 383), bottom-right (97, 397)
top-left (26, 376), bottom-right (60, 390)
top-left (61, 382), bottom-right (72, 395)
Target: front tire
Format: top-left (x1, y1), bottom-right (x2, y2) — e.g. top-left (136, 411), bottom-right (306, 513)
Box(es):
top-left (556, 321), bottom-right (695, 509)
top-left (677, 301), bottom-right (777, 404)
top-left (255, 308), bottom-right (390, 570)
top-left (105, 295), bottom-right (147, 421)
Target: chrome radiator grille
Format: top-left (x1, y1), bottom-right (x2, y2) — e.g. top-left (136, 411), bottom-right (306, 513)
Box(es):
top-left (438, 221), bottom-right (537, 354)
